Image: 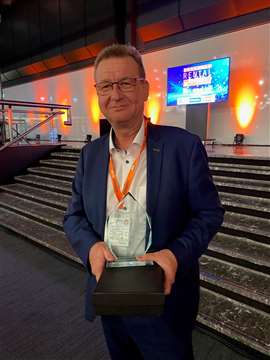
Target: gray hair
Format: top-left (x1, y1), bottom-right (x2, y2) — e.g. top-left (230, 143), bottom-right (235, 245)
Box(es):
top-left (94, 43), bottom-right (145, 79)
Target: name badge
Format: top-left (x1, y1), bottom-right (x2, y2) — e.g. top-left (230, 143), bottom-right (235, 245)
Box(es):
top-left (107, 209), bottom-right (130, 248)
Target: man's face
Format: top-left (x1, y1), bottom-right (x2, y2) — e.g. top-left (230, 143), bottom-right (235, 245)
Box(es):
top-left (95, 56), bottom-right (149, 128)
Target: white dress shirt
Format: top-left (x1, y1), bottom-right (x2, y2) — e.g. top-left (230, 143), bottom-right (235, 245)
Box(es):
top-left (105, 120), bottom-right (147, 257)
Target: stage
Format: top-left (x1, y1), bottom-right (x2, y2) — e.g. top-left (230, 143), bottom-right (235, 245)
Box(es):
top-left (60, 141), bottom-right (270, 160)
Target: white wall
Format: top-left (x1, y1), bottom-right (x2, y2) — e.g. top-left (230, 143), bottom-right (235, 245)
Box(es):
top-left (4, 23), bottom-right (270, 144)
top-left (3, 67), bottom-right (97, 141)
top-left (142, 23), bottom-right (270, 145)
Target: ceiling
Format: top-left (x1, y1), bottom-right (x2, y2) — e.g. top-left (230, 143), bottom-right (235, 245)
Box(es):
top-left (0, 0), bottom-right (270, 87)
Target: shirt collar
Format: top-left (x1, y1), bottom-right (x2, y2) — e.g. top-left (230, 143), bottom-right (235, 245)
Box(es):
top-left (109, 119), bottom-right (145, 153)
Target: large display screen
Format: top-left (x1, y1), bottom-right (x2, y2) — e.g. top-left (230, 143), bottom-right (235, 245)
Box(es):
top-left (167, 57), bottom-right (230, 106)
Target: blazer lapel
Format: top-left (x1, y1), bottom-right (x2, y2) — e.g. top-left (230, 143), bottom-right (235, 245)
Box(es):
top-left (147, 125), bottom-right (163, 218)
top-left (93, 136), bottom-right (109, 238)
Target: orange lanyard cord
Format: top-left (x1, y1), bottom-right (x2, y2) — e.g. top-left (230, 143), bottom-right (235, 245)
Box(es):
top-left (109, 120), bottom-right (147, 203)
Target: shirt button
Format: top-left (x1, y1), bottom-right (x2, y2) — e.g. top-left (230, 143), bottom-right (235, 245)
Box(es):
top-left (126, 160), bottom-right (129, 164)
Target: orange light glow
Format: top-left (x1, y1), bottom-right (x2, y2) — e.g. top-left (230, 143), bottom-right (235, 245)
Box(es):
top-left (57, 100), bottom-right (71, 137)
top-left (54, 76), bottom-right (72, 137)
top-left (33, 81), bottom-right (49, 134)
top-left (90, 95), bottom-right (100, 124)
top-left (27, 111), bottom-right (34, 127)
top-left (60, 109), bottom-right (68, 125)
top-left (145, 96), bottom-right (161, 124)
top-left (235, 87), bottom-right (256, 129)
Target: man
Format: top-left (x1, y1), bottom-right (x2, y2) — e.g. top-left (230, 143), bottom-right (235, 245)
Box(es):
top-left (63, 44), bottom-right (224, 360)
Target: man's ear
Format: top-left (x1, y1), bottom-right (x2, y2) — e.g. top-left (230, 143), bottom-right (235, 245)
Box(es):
top-left (143, 80), bottom-right (150, 101)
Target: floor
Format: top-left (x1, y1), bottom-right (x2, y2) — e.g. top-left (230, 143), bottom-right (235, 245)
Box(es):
top-left (204, 145), bottom-right (270, 160)
top-left (63, 141), bottom-right (270, 159)
top-left (8, 139), bottom-right (270, 160)
top-left (0, 227), bottom-right (255, 360)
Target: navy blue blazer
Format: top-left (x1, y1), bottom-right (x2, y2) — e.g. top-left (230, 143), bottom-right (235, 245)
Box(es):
top-left (63, 124), bottom-right (224, 330)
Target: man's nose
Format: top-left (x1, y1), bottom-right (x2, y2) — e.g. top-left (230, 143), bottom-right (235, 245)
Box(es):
top-left (110, 83), bottom-right (122, 99)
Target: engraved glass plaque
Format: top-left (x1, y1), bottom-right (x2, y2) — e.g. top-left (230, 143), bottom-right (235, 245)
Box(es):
top-left (104, 192), bottom-right (152, 268)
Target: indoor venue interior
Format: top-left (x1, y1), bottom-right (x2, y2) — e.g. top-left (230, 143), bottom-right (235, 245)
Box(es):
top-left (0, 1), bottom-right (269, 359)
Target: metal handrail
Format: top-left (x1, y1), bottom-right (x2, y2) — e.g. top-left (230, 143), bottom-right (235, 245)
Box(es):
top-left (0, 111), bottom-right (64, 152)
top-left (0, 109), bottom-right (54, 116)
top-left (0, 99), bottom-right (72, 125)
top-left (0, 99), bottom-right (72, 150)
top-left (0, 99), bottom-right (71, 110)
top-left (3, 120), bottom-right (31, 145)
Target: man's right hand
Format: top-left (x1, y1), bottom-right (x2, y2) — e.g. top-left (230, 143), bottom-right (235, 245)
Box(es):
top-left (89, 242), bottom-right (116, 281)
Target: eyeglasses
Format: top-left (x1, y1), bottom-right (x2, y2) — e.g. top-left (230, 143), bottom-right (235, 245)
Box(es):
top-left (95, 77), bottom-right (145, 95)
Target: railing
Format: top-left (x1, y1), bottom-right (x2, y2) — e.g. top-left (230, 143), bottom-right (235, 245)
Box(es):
top-left (0, 99), bottom-right (72, 151)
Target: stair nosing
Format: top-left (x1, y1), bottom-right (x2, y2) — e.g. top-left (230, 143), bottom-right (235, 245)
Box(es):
top-left (209, 162), bottom-right (270, 171)
top-left (210, 231), bottom-right (270, 264)
top-left (221, 223), bottom-right (269, 240)
top-left (15, 173), bottom-right (71, 184)
top-left (15, 175), bottom-right (72, 192)
top-left (0, 209), bottom-right (82, 265)
top-left (210, 166), bottom-right (270, 176)
top-left (0, 185), bottom-right (69, 210)
top-left (221, 201), bottom-right (270, 215)
top-left (198, 288), bottom-right (270, 355)
top-left (28, 167), bottom-right (75, 175)
top-left (200, 255), bottom-right (270, 306)
top-left (0, 194), bottom-right (64, 228)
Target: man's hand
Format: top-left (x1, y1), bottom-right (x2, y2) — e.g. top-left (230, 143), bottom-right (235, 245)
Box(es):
top-left (89, 242), bottom-right (116, 281)
top-left (137, 249), bottom-right (178, 295)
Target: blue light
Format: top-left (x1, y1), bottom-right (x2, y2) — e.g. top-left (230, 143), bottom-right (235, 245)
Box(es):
top-left (167, 57), bottom-right (230, 106)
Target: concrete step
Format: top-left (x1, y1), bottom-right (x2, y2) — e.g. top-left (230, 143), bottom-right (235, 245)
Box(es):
top-left (219, 192), bottom-right (270, 218)
top-left (213, 175), bottom-right (270, 190)
top-left (0, 192), bottom-right (64, 229)
top-left (15, 174), bottom-right (71, 194)
top-left (210, 165), bottom-right (270, 181)
top-left (222, 212), bottom-right (270, 244)
top-left (209, 161), bottom-right (270, 172)
top-left (208, 156), bottom-right (270, 167)
top-left (210, 164), bottom-right (270, 176)
top-left (198, 287), bottom-right (270, 356)
top-left (27, 166), bottom-right (75, 181)
top-left (62, 146), bottom-right (82, 152)
top-left (208, 233), bottom-right (270, 273)
top-left (0, 183), bottom-right (70, 210)
top-left (0, 207), bottom-right (80, 264)
top-left (200, 255), bottom-right (270, 308)
top-left (213, 176), bottom-right (270, 198)
top-left (40, 159), bottom-right (78, 170)
top-left (50, 151), bottom-right (80, 161)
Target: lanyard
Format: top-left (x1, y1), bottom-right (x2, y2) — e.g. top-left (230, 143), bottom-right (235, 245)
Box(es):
top-left (109, 120), bottom-right (147, 203)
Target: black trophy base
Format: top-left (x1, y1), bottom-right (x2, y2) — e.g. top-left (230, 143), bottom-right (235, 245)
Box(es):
top-left (92, 264), bottom-right (165, 316)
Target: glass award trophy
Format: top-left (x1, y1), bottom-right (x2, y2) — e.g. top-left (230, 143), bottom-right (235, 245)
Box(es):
top-left (104, 192), bottom-right (153, 268)
top-left (92, 192), bottom-right (165, 316)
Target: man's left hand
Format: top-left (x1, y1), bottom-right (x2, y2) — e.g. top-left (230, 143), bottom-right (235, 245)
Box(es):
top-left (137, 249), bottom-right (178, 295)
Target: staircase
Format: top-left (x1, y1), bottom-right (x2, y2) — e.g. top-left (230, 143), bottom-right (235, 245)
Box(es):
top-left (0, 148), bottom-right (269, 358)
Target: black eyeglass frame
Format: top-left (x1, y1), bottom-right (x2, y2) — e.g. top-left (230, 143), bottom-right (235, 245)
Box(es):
top-left (94, 77), bottom-right (146, 94)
